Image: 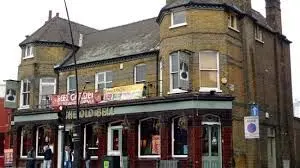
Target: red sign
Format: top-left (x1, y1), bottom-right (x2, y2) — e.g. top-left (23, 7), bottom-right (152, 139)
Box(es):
top-left (51, 92), bottom-right (102, 107)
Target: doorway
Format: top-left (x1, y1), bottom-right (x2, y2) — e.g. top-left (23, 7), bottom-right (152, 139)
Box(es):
top-left (202, 115), bottom-right (222, 168)
top-left (107, 123), bottom-right (128, 168)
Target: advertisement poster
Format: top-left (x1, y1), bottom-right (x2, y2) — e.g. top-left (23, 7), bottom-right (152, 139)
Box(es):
top-left (244, 116), bottom-right (260, 139)
top-left (51, 91), bottom-right (102, 107)
top-left (151, 135), bottom-right (160, 154)
top-left (4, 149), bottom-right (13, 166)
top-left (103, 84), bottom-right (145, 101)
top-left (4, 80), bottom-right (19, 109)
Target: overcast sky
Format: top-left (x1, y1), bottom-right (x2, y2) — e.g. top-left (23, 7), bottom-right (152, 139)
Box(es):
top-left (0, 0), bottom-right (299, 102)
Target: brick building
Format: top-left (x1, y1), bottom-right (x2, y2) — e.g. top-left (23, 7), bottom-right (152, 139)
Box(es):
top-left (12, 0), bottom-right (296, 168)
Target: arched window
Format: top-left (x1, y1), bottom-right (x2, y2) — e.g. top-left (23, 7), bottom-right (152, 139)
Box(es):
top-left (172, 116), bottom-right (188, 157)
top-left (20, 127), bottom-right (32, 158)
top-left (36, 126), bottom-right (52, 158)
top-left (84, 123), bottom-right (99, 158)
top-left (138, 118), bottom-right (160, 158)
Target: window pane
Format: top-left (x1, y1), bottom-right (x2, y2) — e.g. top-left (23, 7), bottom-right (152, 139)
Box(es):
top-left (171, 54), bottom-right (179, 72)
top-left (172, 73), bottom-right (179, 89)
top-left (112, 130), bottom-right (119, 151)
top-left (200, 70), bottom-right (217, 88)
top-left (37, 127), bottom-right (45, 156)
top-left (97, 73), bottom-right (105, 82)
top-left (68, 76), bottom-right (76, 91)
top-left (98, 84), bottom-right (105, 91)
top-left (202, 127), bottom-right (209, 156)
top-left (106, 71), bottom-right (113, 82)
top-left (22, 130), bottom-right (32, 156)
top-left (173, 117), bottom-right (188, 155)
top-left (41, 85), bottom-right (55, 96)
top-left (200, 52), bottom-right (217, 69)
top-left (173, 11), bottom-right (185, 25)
top-left (86, 125), bottom-right (99, 156)
top-left (23, 93), bottom-right (30, 106)
top-left (140, 118), bottom-right (160, 155)
top-left (106, 82), bottom-right (112, 88)
top-left (136, 65), bottom-right (146, 82)
top-left (211, 126), bottom-right (219, 156)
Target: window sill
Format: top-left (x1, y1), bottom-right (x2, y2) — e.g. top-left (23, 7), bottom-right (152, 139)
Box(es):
top-left (18, 105), bottom-right (30, 110)
top-left (255, 38), bottom-right (264, 44)
top-left (138, 155), bottom-right (160, 159)
top-left (199, 88), bottom-right (222, 93)
top-left (228, 26), bottom-right (240, 33)
top-left (172, 155), bottom-right (188, 158)
top-left (169, 23), bottom-right (187, 29)
top-left (23, 55), bottom-right (34, 60)
top-left (91, 156), bottom-right (98, 160)
top-left (168, 89), bottom-right (188, 94)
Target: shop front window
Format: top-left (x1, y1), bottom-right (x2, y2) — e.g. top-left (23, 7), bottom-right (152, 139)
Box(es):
top-left (139, 118), bottom-right (160, 158)
top-left (172, 116), bottom-right (188, 157)
top-left (20, 128), bottom-right (32, 157)
top-left (84, 124), bottom-right (99, 158)
top-left (36, 126), bottom-right (52, 157)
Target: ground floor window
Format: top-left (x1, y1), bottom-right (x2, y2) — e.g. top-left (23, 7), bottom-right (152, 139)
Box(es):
top-left (20, 128), bottom-right (32, 157)
top-left (36, 126), bottom-right (52, 158)
top-left (139, 118), bottom-right (160, 158)
top-left (172, 116), bottom-right (188, 157)
top-left (84, 123), bottom-right (99, 158)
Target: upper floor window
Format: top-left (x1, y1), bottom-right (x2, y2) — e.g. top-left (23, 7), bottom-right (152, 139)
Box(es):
top-left (199, 51), bottom-right (220, 92)
top-left (170, 51), bottom-right (190, 93)
top-left (228, 13), bottom-right (238, 31)
top-left (135, 64), bottom-right (146, 83)
top-left (95, 71), bottom-right (112, 92)
top-left (39, 77), bottom-right (56, 108)
top-left (255, 25), bottom-right (263, 42)
top-left (20, 79), bottom-right (31, 108)
top-left (24, 45), bottom-right (33, 59)
top-left (67, 75), bottom-right (76, 93)
top-left (171, 11), bottom-right (187, 28)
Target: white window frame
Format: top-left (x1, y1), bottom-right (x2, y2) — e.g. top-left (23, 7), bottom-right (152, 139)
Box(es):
top-left (228, 13), bottom-right (239, 32)
top-left (20, 128), bottom-right (27, 158)
top-left (24, 45), bottom-right (34, 59)
top-left (138, 117), bottom-right (161, 158)
top-left (35, 126), bottom-right (45, 159)
top-left (172, 116), bottom-right (188, 158)
top-left (19, 79), bottom-right (30, 109)
top-left (159, 60), bottom-right (163, 96)
top-left (83, 123), bottom-right (99, 160)
top-left (199, 51), bottom-right (221, 92)
top-left (134, 64), bottom-right (146, 83)
top-left (95, 71), bottom-right (113, 91)
top-left (39, 77), bottom-right (56, 107)
top-left (170, 10), bottom-right (187, 29)
top-left (169, 51), bottom-right (189, 94)
top-left (255, 25), bottom-right (264, 43)
top-left (67, 75), bottom-right (76, 93)
top-left (107, 125), bottom-right (123, 156)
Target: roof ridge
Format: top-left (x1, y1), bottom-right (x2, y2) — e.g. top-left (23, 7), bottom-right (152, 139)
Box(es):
top-left (56, 16), bottom-right (99, 32)
top-left (84, 17), bottom-right (157, 36)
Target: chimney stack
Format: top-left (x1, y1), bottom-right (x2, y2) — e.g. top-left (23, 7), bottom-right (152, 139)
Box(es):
top-left (265, 0), bottom-right (282, 33)
top-left (56, 12), bottom-right (59, 17)
top-left (48, 10), bottom-right (52, 21)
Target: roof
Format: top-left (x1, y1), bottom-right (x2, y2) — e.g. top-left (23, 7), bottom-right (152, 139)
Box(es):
top-left (19, 16), bottom-right (98, 47)
top-left (59, 17), bottom-right (160, 68)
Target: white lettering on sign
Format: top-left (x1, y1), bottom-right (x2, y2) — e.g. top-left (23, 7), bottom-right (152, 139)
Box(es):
top-left (65, 107), bottom-right (114, 120)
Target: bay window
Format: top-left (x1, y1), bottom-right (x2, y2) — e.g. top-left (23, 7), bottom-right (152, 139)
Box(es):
top-left (172, 116), bottom-right (188, 157)
top-left (138, 118), bottom-right (160, 158)
top-left (39, 77), bottom-right (56, 108)
top-left (20, 79), bottom-right (31, 108)
top-left (199, 51), bottom-right (220, 91)
top-left (170, 51), bottom-right (190, 93)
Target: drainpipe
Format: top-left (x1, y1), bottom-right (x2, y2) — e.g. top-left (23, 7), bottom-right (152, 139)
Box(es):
top-left (156, 51), bottom-right (159, 96)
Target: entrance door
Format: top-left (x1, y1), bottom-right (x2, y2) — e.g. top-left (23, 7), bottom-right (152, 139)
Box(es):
top-left (202, 125), bottom-right (221, 168)
top-left (108, 125), bottom-right (128, 168)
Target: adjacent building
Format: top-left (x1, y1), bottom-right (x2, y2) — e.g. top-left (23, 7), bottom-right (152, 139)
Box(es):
top-left (12, 0), bottom-right (297, 168)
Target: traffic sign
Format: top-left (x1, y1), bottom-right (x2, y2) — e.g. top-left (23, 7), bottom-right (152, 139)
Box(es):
top-left (250, 104), bottom-right (259, 116)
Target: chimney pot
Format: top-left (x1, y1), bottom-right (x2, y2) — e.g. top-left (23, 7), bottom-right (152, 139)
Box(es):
top-left (48, 10), bottom-right (52, 21)
top-left (56, 13), bottom-right (59, 17)
top-left (25, 35), bottom-right (29, 38)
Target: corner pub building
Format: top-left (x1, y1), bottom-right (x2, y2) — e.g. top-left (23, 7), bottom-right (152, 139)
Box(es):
top-left (12, 0), bottom-right (296, 168)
